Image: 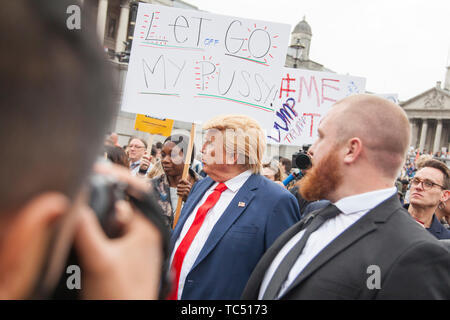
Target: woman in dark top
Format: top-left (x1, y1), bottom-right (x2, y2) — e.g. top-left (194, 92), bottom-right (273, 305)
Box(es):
top-left (150, 134), bottom-right (201, 228)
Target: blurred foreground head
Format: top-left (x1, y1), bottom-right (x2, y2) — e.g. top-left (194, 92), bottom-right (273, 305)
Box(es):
top-left (0, 0), bottom-right (115, 298)
top-left (300, 94), bottom-right (411, 202)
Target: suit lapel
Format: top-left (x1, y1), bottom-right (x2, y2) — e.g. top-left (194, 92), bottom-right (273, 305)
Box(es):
top-left (169, 177), bottom-right (215, 252)
top-left (242, 206), bottom-right (329, 298)
top-left (189, 174), bottom-right (259, 272)
top-left (280, 194), bottom-right (401, 298)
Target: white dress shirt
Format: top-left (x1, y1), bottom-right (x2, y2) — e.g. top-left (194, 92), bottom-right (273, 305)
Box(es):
top-left (170, 170), bottom-right (252, 299)
top-left (258, 187), bottom-right (397, 299)
top-left (169, 187), bottom-right (178, 213)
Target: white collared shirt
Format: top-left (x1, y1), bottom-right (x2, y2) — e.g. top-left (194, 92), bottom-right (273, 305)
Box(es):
top-left (170, 170), bottom-right (253, 299)
top-left (258, 187), bottom-right (397, 299)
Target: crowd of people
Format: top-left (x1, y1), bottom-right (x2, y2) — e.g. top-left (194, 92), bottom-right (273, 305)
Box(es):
top-left (1, 0), bottom-right (449, 301)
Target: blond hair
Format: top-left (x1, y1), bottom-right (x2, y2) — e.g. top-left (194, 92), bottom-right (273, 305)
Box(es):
top-left (202, 114), bottom-right (266, 174)
top-left (415, 154), bottom-right (433, 170)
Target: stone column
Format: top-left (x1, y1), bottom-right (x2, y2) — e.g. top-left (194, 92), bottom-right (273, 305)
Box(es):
top-left (433, 119), bottom-right (443, 154)
top-left (411, 120), bottom-right (420, 149)
top-left (115, 0), bottom-right (130, 59)
top-left (96, 0), bottom-right (108, 43)
top-left (419, 119), bottom-right (428, 152)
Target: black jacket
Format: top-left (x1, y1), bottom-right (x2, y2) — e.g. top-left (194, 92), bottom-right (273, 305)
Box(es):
top-left (242, 195), bottom-right (450, 299)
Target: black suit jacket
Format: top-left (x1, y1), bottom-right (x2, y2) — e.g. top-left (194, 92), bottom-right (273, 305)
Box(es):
top-left (242, 195), bottom-right (450, 299)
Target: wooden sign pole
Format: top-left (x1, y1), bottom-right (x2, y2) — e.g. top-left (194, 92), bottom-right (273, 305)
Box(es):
top-left (173, 123), bottom-right (196, 229)
top-left (146, 134), bottom-right (154, 153)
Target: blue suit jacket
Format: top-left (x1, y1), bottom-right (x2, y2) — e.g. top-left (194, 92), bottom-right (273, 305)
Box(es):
top-left (170, 174), bottom-right (300, 300)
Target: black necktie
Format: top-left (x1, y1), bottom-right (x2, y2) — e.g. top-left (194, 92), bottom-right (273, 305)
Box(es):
top-left (262, 204), bottom-right (342, 300)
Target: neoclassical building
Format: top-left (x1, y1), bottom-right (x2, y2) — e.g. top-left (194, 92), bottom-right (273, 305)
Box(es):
top-left (285, 17), bottom-right (332, 72)
top-left (401, 67), bottom-right (450, 154)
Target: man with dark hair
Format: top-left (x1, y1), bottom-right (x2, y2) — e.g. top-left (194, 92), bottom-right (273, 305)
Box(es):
top-left (243, 94), bottom-right (450, 299)
top-left (0, 0), bottom-right (162, 299)
top-left (279, 157), bottom-right (292, 177)
top-left (408, 159), bottom-right (450, 239)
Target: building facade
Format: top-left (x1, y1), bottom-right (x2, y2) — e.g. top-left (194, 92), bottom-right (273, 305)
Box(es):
top-left (401, 67), bottom-right (450, 155)
top-left (285, 17), bottom-right (332, 73)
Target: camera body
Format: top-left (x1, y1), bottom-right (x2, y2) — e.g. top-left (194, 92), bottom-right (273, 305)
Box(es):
top-left (50, 173), bottom-right (171, 299)
top-left (292, 144), bottom-right (312, 170)
top-left (88, 174), bottom-right (128, 238)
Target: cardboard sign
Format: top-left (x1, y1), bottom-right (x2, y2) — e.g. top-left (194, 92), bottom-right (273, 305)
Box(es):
top-left (134, 114), bottom-right (174, 137)
top-left (121, 3), bottom-right (290, 129)
top-left (267, 68), bottom-right (366, 146)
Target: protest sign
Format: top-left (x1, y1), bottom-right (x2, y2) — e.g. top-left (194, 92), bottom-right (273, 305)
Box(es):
top-left (134, 114), bottom-right (174, 137)
top-left (267, 68), bottom-right (366, 146)
top-left (121, 3), bottom-right (290, 129)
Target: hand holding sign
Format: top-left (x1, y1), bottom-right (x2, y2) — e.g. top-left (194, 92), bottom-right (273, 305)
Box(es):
top-left (139, 151), bottom-right (152, 172)
top-left (176, 178), bottom-right (193, 202)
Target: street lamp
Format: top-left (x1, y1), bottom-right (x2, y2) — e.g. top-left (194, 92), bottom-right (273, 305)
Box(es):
top-left (290, 38), bottom-right (305, 68)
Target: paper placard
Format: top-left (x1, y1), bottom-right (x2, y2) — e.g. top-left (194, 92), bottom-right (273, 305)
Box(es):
top-left (121, 3), bottom-right (290, 129)
top-left (267, 68), bottom-right (366, 146)
top-left (134, 114), bottom-right (174, 136)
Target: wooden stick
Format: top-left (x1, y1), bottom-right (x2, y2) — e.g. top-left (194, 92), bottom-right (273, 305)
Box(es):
top-left (173, 123), bottom-right (196, 229)
top-left (146, 134), bottom-right (154, 153)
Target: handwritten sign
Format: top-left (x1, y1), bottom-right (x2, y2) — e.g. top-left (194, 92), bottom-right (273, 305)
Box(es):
top-left (121, 3), bottom-right (290, 129)
top-left (134, 114), bottom-right (174, 136)
top-left (268, 68), bottom-right (366, 146)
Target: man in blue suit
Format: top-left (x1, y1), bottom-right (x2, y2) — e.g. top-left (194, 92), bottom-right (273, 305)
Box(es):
top-left (168, 115), bottom-right (300, 300)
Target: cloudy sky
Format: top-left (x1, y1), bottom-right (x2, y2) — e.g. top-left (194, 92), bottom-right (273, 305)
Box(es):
top-left (185, 0), bottom-right (450, 102)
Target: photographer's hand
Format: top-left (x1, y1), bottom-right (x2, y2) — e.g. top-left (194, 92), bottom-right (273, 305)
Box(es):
top-left (73, 163), bottom-right (163, 300)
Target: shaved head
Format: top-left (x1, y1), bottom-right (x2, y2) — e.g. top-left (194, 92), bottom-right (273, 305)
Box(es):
top-left (328, 94), bottom-right (411, 179)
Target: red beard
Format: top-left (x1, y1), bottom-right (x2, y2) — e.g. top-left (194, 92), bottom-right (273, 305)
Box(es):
top-left (299, 149), bottom-right (343, 201)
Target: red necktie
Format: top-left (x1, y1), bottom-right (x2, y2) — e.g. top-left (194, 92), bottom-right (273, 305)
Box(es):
top-left (168, 182), bottom-right (228, 300)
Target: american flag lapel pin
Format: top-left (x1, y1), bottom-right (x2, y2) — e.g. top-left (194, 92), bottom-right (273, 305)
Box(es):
top-left (238, 202), bottom-right (246, 207)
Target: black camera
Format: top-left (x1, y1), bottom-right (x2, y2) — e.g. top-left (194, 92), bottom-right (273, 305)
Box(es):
top-left (292, 144), bottom-right (312, 170)
top-left (49, 173), bottom-right (171, 300)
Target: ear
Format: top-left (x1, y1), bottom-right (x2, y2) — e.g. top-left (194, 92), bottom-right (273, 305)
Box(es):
top-left (440, 189), bottom-right (450, 203)
top-left (343, 137), bottom-right (363, 164)
top-left (0, 193), bottom-right (69, 299)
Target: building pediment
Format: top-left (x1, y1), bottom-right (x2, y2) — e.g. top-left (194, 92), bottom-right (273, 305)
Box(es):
top-left (401, 87), bottom-right (450, 111)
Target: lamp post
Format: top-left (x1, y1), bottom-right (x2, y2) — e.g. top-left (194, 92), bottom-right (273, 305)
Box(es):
top-left (290, 38), bottom-right (305, 68)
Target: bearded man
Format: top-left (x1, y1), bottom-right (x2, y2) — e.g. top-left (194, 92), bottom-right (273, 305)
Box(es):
top-left (242, 94), bottom-right (450, 300)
